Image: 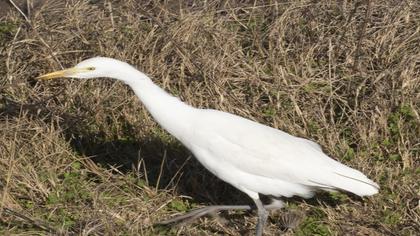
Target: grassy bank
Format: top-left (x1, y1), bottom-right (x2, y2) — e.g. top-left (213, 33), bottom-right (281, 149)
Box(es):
top-left (0, 0), bottom-right (418, 235)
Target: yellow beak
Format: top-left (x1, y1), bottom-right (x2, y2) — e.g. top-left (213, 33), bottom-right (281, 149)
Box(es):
top-left (36, 67), bottom-right (93, 80)
top-left (36, 68), bottom-right (76, 80)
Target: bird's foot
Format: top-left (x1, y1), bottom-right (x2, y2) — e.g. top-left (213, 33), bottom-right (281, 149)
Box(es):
top-left (157, 205), bottom-right (252, 226)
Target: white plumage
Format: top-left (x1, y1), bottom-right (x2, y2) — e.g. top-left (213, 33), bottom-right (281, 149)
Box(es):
top-left (187, 109), bottom-right (379, 198)
top-left (37, 57), bottom-right (379, 236)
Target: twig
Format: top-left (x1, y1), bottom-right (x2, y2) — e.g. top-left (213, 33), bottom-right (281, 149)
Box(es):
top-left (164, 155), bottom-right (192, 190)
top-left (353, 0), bottom-right (372, 72)
top-left (106, 0), bottom-right (115, 29)
top-left (155, 150), bottom-right (166, 190)
top-left (8, 0), bottom-right (30, 23)
top-left (5, 25), bottom-right (21, 82)
top-left (1, 207), bottom-right (58, 233)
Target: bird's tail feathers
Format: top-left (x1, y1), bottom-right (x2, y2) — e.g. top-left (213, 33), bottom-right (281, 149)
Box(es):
top-left (308, 165), bottom-right (379, 197)
top-left (331, 170), bottom-right (379, 196)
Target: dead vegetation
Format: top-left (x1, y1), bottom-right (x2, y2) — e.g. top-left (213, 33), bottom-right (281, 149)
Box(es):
top-left (0, 0), bottom-right (419, 235)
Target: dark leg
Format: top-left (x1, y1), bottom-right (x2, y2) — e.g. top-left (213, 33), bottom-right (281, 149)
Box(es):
top-left (157, 205), bottom-right (252, 225)
top-left (253, 199), bottom-right (269, 236)
top-left (157, 199), bottom-right (283, 235)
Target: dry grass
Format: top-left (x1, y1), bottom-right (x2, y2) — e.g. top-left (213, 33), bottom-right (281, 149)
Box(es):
top-left (0, 0), bottom-right (419, 235)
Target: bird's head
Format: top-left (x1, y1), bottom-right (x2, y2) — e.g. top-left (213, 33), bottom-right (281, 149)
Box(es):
top-left (36, 57), bottom-right (133, 80)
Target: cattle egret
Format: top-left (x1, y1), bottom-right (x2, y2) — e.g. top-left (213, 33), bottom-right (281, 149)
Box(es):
top-left (37, 57), bottom-right (379, 235)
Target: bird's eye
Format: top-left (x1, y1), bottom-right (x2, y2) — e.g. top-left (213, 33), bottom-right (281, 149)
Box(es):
top-left (86, 67), bottom-right (95, 71)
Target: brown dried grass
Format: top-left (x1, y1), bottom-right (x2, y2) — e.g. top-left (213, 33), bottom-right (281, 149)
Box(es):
top-left (0, 0), bottom-right (419, 235)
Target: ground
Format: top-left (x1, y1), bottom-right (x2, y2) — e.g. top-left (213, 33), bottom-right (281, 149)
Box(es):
top-left (0, 0), bottom-right (419, 235)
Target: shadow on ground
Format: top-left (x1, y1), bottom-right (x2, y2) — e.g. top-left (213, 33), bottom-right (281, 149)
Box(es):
top-left (66, 119), bottom-right (353, 210)
top-left (1, 98), bottom-right (354, 209)
top-left (66, 123), bottom-right (253, 206)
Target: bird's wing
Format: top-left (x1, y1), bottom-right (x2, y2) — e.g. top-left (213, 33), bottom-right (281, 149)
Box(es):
top-left (300, 138), bottom-right (323, 151)
top-left (189, 109), bottom-right (378, 196)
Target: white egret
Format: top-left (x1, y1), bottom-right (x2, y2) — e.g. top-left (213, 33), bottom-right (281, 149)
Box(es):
top-left (37, 57), bottom-right (379, 235)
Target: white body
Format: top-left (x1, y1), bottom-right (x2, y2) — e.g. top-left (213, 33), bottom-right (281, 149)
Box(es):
top-left (61, 57), bottom-right (380, 201)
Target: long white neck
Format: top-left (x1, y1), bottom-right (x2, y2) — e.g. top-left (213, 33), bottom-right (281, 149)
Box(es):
top-left (110, 64), bottom-right (195, 141)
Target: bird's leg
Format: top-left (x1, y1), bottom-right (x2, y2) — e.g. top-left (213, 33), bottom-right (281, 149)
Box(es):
top-left (158, 200), bottom-right (283, 233)
top-left (254, 198), bottom-right (269, 236)
top-left (158, 205), bottom-right (252, 225)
